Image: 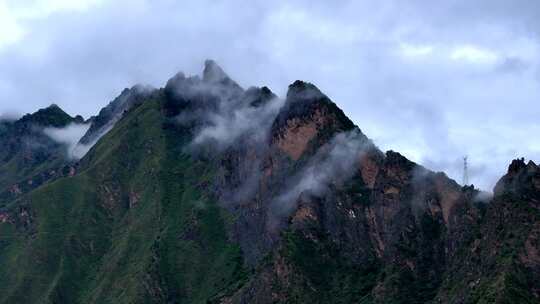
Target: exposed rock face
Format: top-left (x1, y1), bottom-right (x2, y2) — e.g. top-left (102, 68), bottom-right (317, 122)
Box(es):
top-left (0, 61), bottom-right (537, 304)
top-left (271, 81), bottom-right (357, 160)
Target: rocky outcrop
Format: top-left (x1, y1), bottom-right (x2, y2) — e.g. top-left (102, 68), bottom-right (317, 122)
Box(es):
top-left (79, 84), bottom-right (156, 145)
top-left (271, 80), bottom-right (357, 161)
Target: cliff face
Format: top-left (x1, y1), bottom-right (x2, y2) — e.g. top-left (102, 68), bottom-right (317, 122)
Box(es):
top-left (0, 61), bottom-right (537, 304)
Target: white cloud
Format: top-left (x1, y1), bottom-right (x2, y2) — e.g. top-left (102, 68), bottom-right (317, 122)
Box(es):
top-left (43, 123), bottom-right (91, 159)
top-left (0, 2), bottom-right (24, 49)
top-left (0, 0), bottom-right (105, 50)
top-left (450, 45), bottom-right (498, 64)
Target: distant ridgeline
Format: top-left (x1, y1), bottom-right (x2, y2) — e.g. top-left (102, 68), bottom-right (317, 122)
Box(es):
top-left (0, 60), bottom-right (538, 304)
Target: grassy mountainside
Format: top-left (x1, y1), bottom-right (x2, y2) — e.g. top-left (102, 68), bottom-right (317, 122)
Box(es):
top-left (0, 98), bottom-right (246, 303)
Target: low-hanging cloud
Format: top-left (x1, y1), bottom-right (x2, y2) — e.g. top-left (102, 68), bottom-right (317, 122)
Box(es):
top-left (270, 129), bottom-right (372, 219)
top-left (192, 95), bottom-right (285, 148)
top-left (172, 68), bottom-right (285, 151)
top-left (43, 123), bottom-right (91, 159)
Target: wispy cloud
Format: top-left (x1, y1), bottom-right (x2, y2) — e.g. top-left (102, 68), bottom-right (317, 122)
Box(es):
top-left (43, 123), bottom-right (91, 159)
top-left (271, 129), bottom-right (372, 218)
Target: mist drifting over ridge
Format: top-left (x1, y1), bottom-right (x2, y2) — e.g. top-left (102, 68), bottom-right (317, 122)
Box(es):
top-left (15, 58), bottom-right (534, 196)
top-left (43, 123), bottom-right (90, 160)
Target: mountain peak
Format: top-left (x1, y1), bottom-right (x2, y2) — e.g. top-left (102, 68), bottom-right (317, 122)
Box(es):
top-left (286, 80), bottom-right (325, 101)
top-left (270, 80), bottom-right (358, 161)
top-left (46, 103), bottom-right (61, 110)
top-left (18, 103), bottom-right (74, 128)
top-left (273, 80), bottom-right (355, 134)
top-left (494, 157), bottom-right (540, 196)
top-left (243, 86), bottom-right (276, 107)
top-left (203, 59), bottom-right (229, 83)
top-left (202, 59), bottom-right (242, 90)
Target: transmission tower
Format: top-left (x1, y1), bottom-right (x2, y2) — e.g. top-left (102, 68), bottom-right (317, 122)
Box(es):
top-left (463, 156), bottom-right (469, 186)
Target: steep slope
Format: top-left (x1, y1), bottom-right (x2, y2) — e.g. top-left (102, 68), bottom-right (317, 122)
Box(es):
top-left (0, 61), bottom-right (537, 304)
top-left (79, 85), bottom-right (156, 146)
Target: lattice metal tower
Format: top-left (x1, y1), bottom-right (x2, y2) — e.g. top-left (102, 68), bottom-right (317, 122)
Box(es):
top-left (463, 156), bottom-right (469, 186)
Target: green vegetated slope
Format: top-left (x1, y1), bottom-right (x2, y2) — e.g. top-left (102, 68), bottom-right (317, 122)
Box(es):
top-left (0, 98), bottom-right (246, 303)
top-left (436, 173), bottom-right (540, 303)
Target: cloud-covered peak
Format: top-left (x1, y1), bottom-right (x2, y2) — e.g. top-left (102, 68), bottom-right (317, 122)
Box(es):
top-left (203, 59), bottom-right (227, 82)
top-left (286, 80), bottom-right (325, 102)
top-left (203, 59), bottom-right (242, 90)
top-left (243, 86), bottom-right (276, 107)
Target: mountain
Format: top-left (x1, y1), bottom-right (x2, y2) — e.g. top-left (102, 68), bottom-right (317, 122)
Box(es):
top-left (0, 104), bottom-right (83, 204)
top-left (0, 61), bottom-right (537, 304)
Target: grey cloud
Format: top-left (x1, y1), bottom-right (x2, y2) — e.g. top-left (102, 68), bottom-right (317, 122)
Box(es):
top-left (496, 57), bottom-right (530, 74)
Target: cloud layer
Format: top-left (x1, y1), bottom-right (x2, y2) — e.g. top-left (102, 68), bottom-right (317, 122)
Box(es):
top-left (1, 0), bottom-right (539, 190)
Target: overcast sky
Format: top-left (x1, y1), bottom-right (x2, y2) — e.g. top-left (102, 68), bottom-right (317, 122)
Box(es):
top-left (1, 0), bottom-right (539, 191)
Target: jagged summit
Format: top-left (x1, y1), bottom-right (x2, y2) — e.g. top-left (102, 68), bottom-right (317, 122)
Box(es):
top-left (494, 157), bottom-right (540, 196)
top-left (164, 60), bottom-right (244, 106)
top-left (243, 86), bottom-right (276, 107)
top-left (202, 59), bottom-right (243, 90)
top-left (203, 59), bottom-right (228, 83)
top-left (271, 79), bottom-right (356, 143)
top-left (286, 80), bottom-right (325, 101)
